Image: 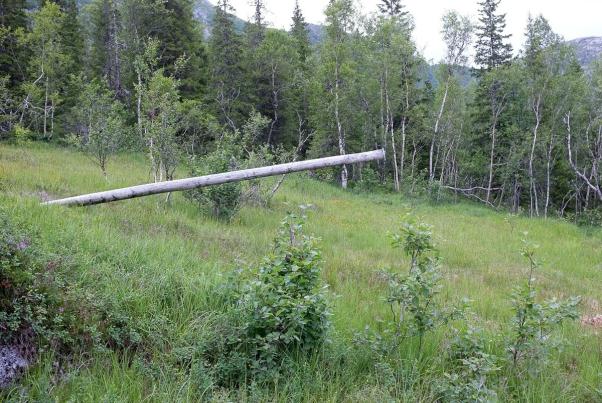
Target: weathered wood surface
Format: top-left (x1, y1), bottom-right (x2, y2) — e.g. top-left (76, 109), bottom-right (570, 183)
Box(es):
top-left (43, 149), bottom-right (385, 207)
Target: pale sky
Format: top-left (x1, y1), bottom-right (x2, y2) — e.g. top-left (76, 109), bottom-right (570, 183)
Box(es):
top-left (213, 0), bottom-right (602, 62)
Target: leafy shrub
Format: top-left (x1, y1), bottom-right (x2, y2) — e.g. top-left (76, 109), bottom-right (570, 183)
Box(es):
top-left (239, 212), bottom-right (331, 366)
top-left (507, 237), bottom-right (581, 369)
top-left (240, 142), bottom-right (287, 207)
top-left (0, 211), bottom-right (70, 348)
top-left (352, 167), bottom-right (389, 193)
top-left (186, 132), bottom-right (243, 220)
top-left (0, 210), bottom-right (143, 370)
top-left (186, 111), bottom-right (286, 218)
top-left (11, 125), bottom-right (35, 144)
top-left (189, 211), bottom-right (331, 386)
top-left (437, 327), bottom-right (499, 402)
top-left (382, 215), bottom-right (464, 352)
top-left (567, 208), bottom-right (602, 227)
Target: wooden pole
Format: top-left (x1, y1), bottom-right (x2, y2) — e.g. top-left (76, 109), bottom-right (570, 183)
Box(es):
top-left (43, 149), bottom-right (385, 207)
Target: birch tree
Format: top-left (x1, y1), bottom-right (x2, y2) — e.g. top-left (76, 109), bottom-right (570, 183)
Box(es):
top-left (23, 3), bottom-right (70, 139)
top-left (72, 78), bottom-right (126, 176)
top-left (319, 0), bottom-right (356, 189)
top-left (430, 11), bottom-right (473, 181)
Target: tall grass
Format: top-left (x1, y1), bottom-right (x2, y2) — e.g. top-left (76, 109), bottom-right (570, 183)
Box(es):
top-left (1, 143), bottom-right (600, 401)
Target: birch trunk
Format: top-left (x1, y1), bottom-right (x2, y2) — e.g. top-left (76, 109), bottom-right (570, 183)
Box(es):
top-left (334, 61), bottom-right (347, 189)
top-left (529, 95), bottom-right (541, 217)
top-left (430, 78), bottom-right (450, 181)
top-left (384, 68), bottom-right (399, 192)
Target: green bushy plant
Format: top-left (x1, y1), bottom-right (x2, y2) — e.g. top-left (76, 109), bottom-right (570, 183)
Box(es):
top-left (507, 237), bottom-right (581, 370)
top-left (11, 124), bottom-right (35, 144)
top-left (189, 211), bottom-right (331, 387)
top-left (0, 210), bottom-right (143, 364)
top-left (352, 167), bottom-right (389, 193)
top-left (437, 327), bottom-right (499, 402)
top-left (240, 143), bottom-right (287, 207)
top-left (186, 111), bottom-right (286, 217)
top-left (354, 213), bottom-right (465, 375)
top-left (238, 212), bottom-right (331, 369)
top-left (567, 208), bottom-right (602, 227)
top-left (384, 215), bottom-right (464, 352)
top-left (186, 132), bottom-right (243, 220)
top-left (0, 210), bottom-right (68, 347)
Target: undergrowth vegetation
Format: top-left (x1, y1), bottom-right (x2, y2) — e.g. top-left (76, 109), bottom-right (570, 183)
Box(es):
top-left (0, 144), bottom-right (601, 401)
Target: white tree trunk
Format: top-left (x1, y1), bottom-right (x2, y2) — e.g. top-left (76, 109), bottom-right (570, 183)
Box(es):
top-left (430, 78), bottom-right (450, 181)
top-left (334, 62), bottom-right (348, 189)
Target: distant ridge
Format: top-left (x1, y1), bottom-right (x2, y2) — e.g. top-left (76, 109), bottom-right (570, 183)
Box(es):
top-left (194, 0), bottom-right (324, 43)
top-left (568, 37), bottom-right (602, 67)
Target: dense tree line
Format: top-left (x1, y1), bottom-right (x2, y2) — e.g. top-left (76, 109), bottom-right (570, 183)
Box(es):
top-left (1, 0), bottom-right (600, 219)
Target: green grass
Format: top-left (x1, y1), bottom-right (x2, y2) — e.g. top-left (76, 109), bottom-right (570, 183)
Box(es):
top-left (1, 143), bottom-right (601, 401)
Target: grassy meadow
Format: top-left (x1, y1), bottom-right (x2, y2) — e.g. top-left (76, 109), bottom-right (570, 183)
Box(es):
top-left (0, 143), bottom-right (601, 401)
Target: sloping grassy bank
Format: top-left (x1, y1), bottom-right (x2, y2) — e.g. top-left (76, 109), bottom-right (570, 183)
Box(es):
top-left (0, 143), bottom-right (600, 401)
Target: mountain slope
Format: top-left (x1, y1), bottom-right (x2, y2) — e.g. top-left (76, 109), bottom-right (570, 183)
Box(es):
top-left (194, 0), bottom-right (324, 43)
top-left (569, 36), bottom-right (602, 67)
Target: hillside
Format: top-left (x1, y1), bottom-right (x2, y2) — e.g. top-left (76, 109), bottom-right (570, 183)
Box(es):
top-left (1, 144), bottom-right (601, 400)
top-left (193, 0), bottom-right (324, 43)
top-left (569, 36), bottom-right (602, 67)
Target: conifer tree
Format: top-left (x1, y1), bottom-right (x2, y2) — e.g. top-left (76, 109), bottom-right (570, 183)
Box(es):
top-left (288, 1), bottom-right (312, 152)
top-left (0, 0), bottom-right (30, 89)
top-left (474, 0), bottom-right (512, 70)
top-left (53, 0), bottom-right (84, 70)
top-left (159, 0), bottom-right (207, 99)
top-left (378, 0), bottom-right (409, 20)
top-left (290, 0), bottom-right (310, 65)
top-left (208, 0), bottom-right (246, 129)
top-left (87, 0), bottom-right (125, 97)
top-left (243, 0), bottom-right (271, 139)
top-left (245, 0), bottom-right (266, 49)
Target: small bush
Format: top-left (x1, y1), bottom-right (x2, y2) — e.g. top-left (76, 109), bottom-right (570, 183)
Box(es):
top-left (437, 327), bottom-right (499, 402)
top-left (507, 237), bottom-right (581, 370)
top-left (381, 215), bottom-right (464, 352)
top-left (11, 125), bottom-right (35, 144)
top-left (190, 211), bottom-right (331, 386)
top-left (239, 212), bottom-right (331, 366)
top-left (351, 167), bottom-right (385, 193)
top-left (567, 208), bottom-right (602, 227)
top-left (186, 132), bottom-right (243, 220)
top-left (0, 211), bottom-right (70, 348)
top-left (0, 210), bottom-right (144, 387)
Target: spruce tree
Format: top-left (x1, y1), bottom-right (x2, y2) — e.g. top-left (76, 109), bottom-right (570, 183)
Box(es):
top-left (285, 1), bottom-right (312, 152)
top-left (208, 0), bottom-right (246, 129)
top-left (245, 0), bottom-right (266, 49)
top-left (53, 0), bottom-right (83, 70)
top-left (474, 0), bottom-right (512, 70)
top-left (87, 0), bottom-right (126, 98)
top-left (290, 0), bottom-right (310, 64)
top-left (377, 0), bottom-right (408, 19)
top-left (0, 0), bottom-right (30, 90)
top-left (160, 0), bottom-right (207, 99)
top-left (243, 0), bottom-right (270, 130)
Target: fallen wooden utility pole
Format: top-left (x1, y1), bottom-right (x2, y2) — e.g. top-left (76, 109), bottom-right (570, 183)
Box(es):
top-left (43, 149), bottom-right (385, 207)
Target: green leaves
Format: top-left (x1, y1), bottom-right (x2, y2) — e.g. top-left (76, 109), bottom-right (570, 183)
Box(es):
top-left (508, 236), bottom-right (581, 368)
top-left (238, 212), bottom-right (330, 374)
